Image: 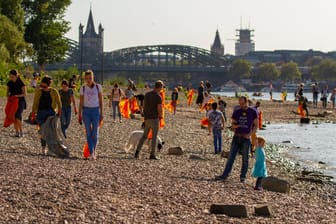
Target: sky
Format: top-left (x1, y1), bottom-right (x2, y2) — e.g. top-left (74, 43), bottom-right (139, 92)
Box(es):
top-left (64, 0), bottom-right (336, 55)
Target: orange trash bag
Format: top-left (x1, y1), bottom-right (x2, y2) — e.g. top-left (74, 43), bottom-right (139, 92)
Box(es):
top-left (297, 104), bottom-right (305, 117)
top-left (147, 129), bottom-right (153, 139)
top-left (119, 98), bottom-right (130, 119)
top-left (258, 111), bottom-right (263, 129)
top-left (130, 97), bottom-right (140, 114)
top-left (165, 101), bottom-right (174, 113)
top-left (83, 143), bottom-right (90, 158)
top-left (4, 96), bottom-right (19, 128)
top-left (187, 89), bottom-right (194, 106)
top-left (200, 117), bottom-right (209, 127)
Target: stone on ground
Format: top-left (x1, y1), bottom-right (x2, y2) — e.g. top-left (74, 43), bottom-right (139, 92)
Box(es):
top-left (255, 205), bottom-right (273, 217)
top-left (168, 147), bottom-right (184, 156)
top-left (262, 176), bottom-right (290, 194)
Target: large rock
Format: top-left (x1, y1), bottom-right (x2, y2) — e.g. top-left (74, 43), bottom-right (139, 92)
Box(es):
top-left (255, 205), bottom-right (273, 217)
top-left (209, 204), bottom-right (248, 217)
top-left (168, 147), bottom-right (184, 156)
top-left (262, 176), bottom-right (290, 194)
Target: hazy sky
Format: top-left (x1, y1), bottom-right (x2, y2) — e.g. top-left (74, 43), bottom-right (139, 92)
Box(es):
top-left (64, 0), bottom-right (336, 55)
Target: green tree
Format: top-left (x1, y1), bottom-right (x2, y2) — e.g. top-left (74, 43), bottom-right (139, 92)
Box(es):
top-left (0, 0), bottom-right (25, 32)
top-left (22, 0), bottom-right (71, 69)
top-left (311, 59), bottom-right (336, 81)
top-left (0, 15), bottom-right (26, 63)
top-left (254, 63), bottom-right (279, 82)
top-left (280, 62), bottom-right (301, 82)
top-left (229, 59), bottom-right (252, 81)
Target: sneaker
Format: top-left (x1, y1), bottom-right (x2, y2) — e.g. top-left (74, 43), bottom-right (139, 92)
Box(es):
top-left (113, 120), bottom-right (116, 123)
top-left (240, 178), bottom-right (246, 183)
top-left (214, 175), bottom-right (228, 181)
top-left (134, 150), bottom-right (139, 159)
top-left (254, 186), bottom-right (263, 191)
top-left (149, 155), bottom-right (159, 160)
top-left (15, 132), bottom-right (20, 138)
top-left (19, 132), bottom-right (24, 138)
top-left (119, 120), bottom-right (122, 123)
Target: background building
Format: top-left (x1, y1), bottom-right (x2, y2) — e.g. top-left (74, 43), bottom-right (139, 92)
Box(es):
top-left (235, 28), bottom-right (255, 56)
top-left (79, 9), bottom-right (104, 70)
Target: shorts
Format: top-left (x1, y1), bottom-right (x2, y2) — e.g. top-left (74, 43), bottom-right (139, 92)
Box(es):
top-left (15, 98), bottom-right (26, 120)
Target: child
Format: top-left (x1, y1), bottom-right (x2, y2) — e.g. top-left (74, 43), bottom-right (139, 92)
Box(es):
top-left (217, 96), bottom-right (227, 122)
top-left (252, 136), bottom-right (267, 191)
top-left (208, 102), bottom-right (225, 154)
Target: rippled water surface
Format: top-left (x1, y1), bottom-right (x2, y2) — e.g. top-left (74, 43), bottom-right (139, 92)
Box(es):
top-left (258, 123), bottom-right (336, 177)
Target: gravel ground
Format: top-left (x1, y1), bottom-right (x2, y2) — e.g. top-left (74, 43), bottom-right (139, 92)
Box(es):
top-left (0, 93), bottom-right (335, 224)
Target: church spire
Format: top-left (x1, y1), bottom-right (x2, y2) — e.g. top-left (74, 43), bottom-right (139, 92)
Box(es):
top-left (84, 8), bottom-right (98, 37)
top-left (213, 29), bottom-right (222, 48)
top-left (211, 29), bottom-right (224, 56)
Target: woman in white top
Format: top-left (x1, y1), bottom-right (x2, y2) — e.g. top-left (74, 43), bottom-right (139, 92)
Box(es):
top-left (109, 83), bottom-right (125, 122)
top-left (78, 70), bottom-right (104, 160)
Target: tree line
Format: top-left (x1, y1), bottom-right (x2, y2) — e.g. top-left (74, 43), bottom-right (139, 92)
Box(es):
top-left (227, 59), bottom-right (336, 83)
top-left (0, 0), bottom-right (71, 74)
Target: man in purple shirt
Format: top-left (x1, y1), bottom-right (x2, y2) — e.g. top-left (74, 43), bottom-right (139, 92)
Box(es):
top-left (215, 96), bottom-right (258, 183)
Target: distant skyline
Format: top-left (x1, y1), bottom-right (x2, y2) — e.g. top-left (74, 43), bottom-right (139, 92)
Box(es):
top-left (64, 0), bottom-right (336, 54)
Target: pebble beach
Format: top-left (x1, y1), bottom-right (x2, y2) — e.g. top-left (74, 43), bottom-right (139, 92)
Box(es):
top-left (0, 92), bottom-right (335, 223)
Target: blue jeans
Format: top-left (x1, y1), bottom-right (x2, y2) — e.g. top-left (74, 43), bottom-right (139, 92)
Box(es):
top-left (112, 101), bottom-right (121, 120)
top-left (83, 107), bottom-right (100, 154)
top-left (222, 135), bottom-right (251, 180)
top-left (61, 106), bottom-right (71, 137)
top-left (36, 109), bottom-right (56, 147)
top-left (213, 128), bottom-right (222, 153)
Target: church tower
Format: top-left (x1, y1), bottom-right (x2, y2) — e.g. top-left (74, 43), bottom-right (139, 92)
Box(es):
top-left (211, 29), bottom-right (224, 56)
top-left (79, 8), bottom-right (104, 70)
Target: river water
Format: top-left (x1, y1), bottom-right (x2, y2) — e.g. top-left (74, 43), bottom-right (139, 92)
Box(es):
top-left (213, 91), bottom-right (313, 102)
top-left (258, 123), bottom-right (336, 178)
top-left (213, 91), bottom-right (335, 178)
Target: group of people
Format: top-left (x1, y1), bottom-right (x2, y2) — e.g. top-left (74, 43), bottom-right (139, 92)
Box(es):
top-left (205, 95), bottom-right (266, 190)
top-left (297, 83), bottom-right (336, 109)
top-left (7, 70), bottom-right (267, 188)
top-left (6, 69), bottom-right (167, 160)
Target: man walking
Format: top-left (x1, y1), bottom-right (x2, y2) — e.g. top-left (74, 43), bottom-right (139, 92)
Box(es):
top-left (135, 80), bottom-right (163, 160)
top-left (215, 96), bottom-right (258, 182)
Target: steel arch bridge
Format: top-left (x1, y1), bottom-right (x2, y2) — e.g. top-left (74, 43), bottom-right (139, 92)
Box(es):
top-left (49, 42), bottom-right (230, 74)
top-left (103, 44), bottom-right (229, 73)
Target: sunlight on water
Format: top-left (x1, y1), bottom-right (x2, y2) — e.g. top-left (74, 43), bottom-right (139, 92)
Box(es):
top-left (258, 123), bottom-right (336, 177)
